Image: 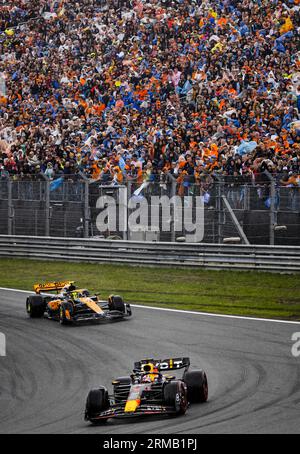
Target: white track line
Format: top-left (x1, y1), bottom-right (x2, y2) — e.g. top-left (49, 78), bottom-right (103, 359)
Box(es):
top-left (1, 286), bottom-right (300, 325)
top-left (130, 304), bottom-right (300, 325)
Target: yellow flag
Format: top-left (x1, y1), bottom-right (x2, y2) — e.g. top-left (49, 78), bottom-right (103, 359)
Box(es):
top-left (280, 17), bottom-right (293, 34)
top-left (212, 42), bottom-right (223, 53)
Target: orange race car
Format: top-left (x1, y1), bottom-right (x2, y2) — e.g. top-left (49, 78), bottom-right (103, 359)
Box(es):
top-left (26, 281), bottom-right (132, 324)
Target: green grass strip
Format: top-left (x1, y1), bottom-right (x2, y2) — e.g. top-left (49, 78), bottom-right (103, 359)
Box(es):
top-left (0, 258), bottom-right (299, 321)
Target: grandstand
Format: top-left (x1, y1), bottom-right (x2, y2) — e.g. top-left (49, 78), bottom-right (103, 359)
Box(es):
top-left (0, 0), bottom-right (299, 245)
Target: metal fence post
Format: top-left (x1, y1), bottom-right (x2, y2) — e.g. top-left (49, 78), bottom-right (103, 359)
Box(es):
top-left (270, 179), bottom-right (276, 246)
top-left (121, 182), bottom-right (129, 241)
top-left (169, 175), bottom-right (177, 242)
top-left (84, 180), bottom-right (90, 238)
top-left (7, 178), bottom-right (13, 235)
top-left (40, 174), bottom-right (50, 236)
top-left (243, 184), bottom-right (250, 211)
top-left (215, 178), bottom-right (223, 244)
top-left (127, 180), bottom-right (131, 240)
top-left (46, 180), bottom-right (50, 237)
top-left (79, 172), bottom-right (90, 238)
top-left (265, 171), bottom-right (276, 246)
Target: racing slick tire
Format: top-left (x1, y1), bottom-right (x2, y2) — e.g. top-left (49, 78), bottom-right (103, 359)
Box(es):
top-left (85, 387), bottom-right (110, 424)
top-left (26, 295), bottom-right (46, 318)
top-left (184, 370), bottom-right (208, 403)
top-left (108, 295), bottom-right (125, 313)
top-left (163, 381), bottom-right (188, 416)
top-left (59, 302), bottom-right (73, 325)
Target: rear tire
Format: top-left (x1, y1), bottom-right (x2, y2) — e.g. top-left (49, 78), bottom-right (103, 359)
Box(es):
top-left (108, 295), bottom-right (125, 313)
top-left (163, 381), bottom-right (187, 415)
top-left (26, 296), bottom-right (45, 318)
top-left (184, 370), bottom-right (208, 403)
top-left (85, 387), bottom-right (110, 424)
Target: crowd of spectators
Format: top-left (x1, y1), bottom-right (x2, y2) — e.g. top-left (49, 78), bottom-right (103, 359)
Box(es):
top-left (0, 0), bottom-right (300, 194)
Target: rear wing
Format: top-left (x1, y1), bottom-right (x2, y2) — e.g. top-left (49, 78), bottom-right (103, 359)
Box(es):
top-left (33, 281), bottom-right (75, 294)
top-left (134, 357), bottom-right (190, 372)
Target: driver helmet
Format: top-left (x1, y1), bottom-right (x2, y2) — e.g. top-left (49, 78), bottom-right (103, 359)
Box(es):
top-left (63, 283), bottom-right (76, 293)
top-left (141, 363), bottom-right (159, 382)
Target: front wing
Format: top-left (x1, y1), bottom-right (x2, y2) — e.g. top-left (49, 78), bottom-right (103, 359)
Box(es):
top-left (85, 404), bottom-right (177, 422)
top-left (72, 309), bottom-right (131, 323)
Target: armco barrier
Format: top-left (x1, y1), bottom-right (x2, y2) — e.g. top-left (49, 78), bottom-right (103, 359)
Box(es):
top-left (0, 235), bottom-right (299, 273)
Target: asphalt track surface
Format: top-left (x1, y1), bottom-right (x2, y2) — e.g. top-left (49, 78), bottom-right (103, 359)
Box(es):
top-left (0, 288), bottom-right (300, 434)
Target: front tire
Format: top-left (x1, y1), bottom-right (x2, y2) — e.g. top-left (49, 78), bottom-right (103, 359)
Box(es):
top-left (108, 295), bottom-right (125, 313)
top-left (163, 381), bottom-right (187, 416)
top-left (85, 387), bottom-right (110, 424)
top-left (26, 296), bottom-right (45, 318)
top-left (184, 370), bottom-right (208, 403)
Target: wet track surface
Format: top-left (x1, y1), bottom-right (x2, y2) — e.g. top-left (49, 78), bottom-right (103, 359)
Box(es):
top-left (0, 288), bottom-right (300, 434)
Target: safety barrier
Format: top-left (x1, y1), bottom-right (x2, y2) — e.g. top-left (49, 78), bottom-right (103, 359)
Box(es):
top-left (0, 235), bottom-right (299, 273)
